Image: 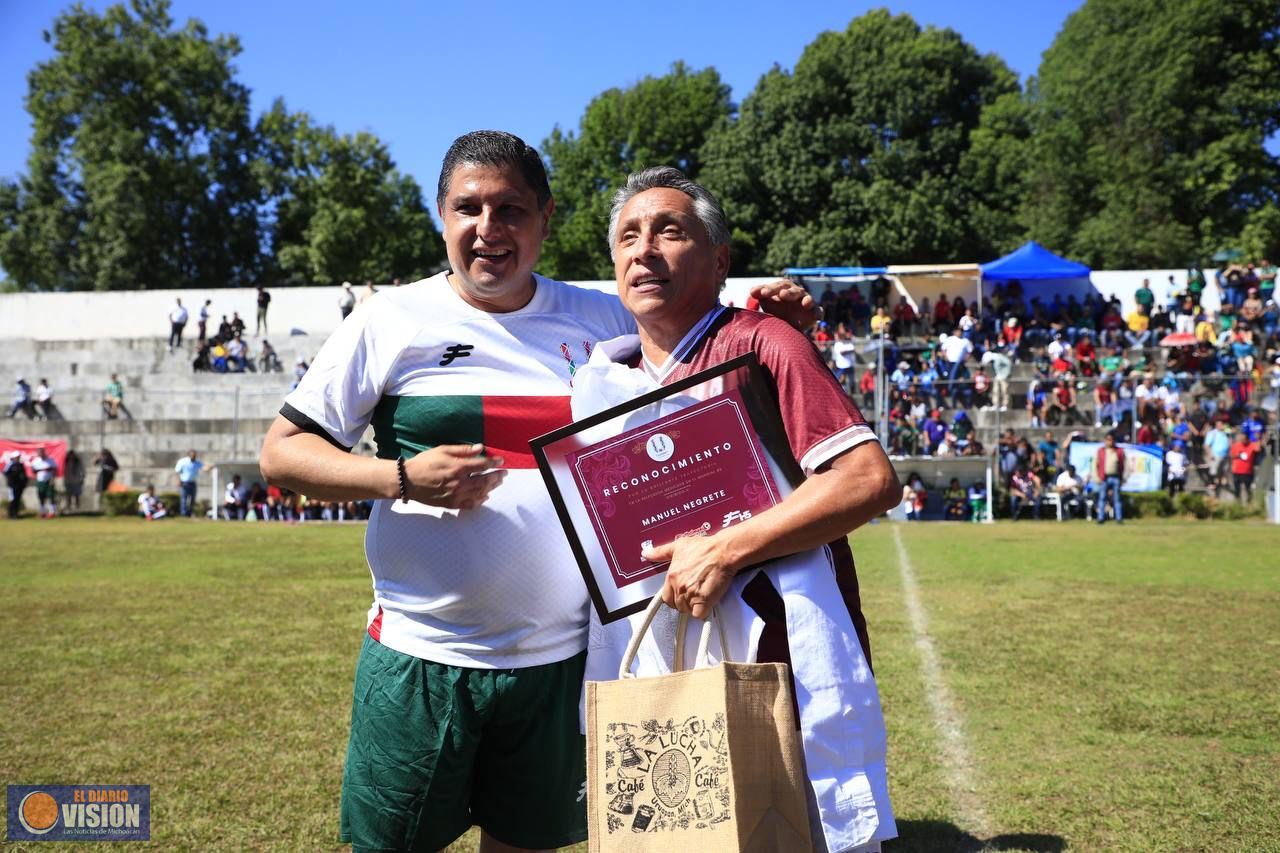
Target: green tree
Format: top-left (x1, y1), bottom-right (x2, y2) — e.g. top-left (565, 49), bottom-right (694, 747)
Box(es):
top-left (0, 0), bottom-right (262, 290)
top-left (539, 62), bottom-right (732, 281)
top-left (701, 10), bottom-right (1021, 274)
top-left (1024, 0), bottom-right (1280, 267)
top-left (256, 101), bottom-right (442, 285)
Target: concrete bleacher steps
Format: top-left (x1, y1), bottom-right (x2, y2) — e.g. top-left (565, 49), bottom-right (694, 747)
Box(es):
top-left (2, 335), bottom-right (336, 507)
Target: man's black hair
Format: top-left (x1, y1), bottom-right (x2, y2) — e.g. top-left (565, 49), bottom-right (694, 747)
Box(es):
top-left (436, 130), bottom-right (551, 211)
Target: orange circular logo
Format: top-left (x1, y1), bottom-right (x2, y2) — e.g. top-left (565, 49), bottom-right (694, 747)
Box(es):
top-left (19, 791), bottom-right (59, 834)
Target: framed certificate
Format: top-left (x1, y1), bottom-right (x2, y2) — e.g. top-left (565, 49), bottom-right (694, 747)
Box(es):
top-left (532, 354), bottom-right (792, 623)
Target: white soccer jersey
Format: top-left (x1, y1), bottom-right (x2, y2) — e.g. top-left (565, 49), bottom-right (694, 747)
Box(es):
top-left (283, 272), bottom-right (635, 668)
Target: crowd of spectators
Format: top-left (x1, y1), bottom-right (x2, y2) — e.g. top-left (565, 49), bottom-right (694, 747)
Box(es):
top-left (807, 268), bottom-right (1277, 515)
top-left (218, 473), bottom-right (371, 522)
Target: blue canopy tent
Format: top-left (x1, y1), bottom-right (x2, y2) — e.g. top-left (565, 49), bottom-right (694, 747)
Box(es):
top-left (980, 241), bottom-right (1090, 281)
top-left (980, 241), bottom-right (1094, 303)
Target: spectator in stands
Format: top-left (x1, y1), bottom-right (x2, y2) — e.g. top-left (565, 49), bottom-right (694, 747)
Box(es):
top-left (870, 306), bottom-right (891, 337)
top-left (31, 446), bottom-right (57, 518)
top-left (1165, 439), bottom-right (1188, 498)
top-left (359, 280), bottom-right (377, 306)
top-left (892, 297), bottom-right (917, 338)
top-left (1055, 464), bottom-right (1085, 519)
top-left (63, 450), bottom-right (84, 513)
top-left (292, 358), bottom-right (309, 390)
top-left (1229, 431), bottom-right (1261, 503)
top-left (138, 485), bottom-right (168, 520)
top-left (1094, 433), bottom-right (1125, 524)
top-left (921, 409), bottom-right (946, 456)
top-left (192, 340), bottom-right (211, 373)
top-left (967, 481), bottom-right (987, 522)
top-left (175, 450), bottom-right (204, 518)
top-left (972, 365), bottom-right (992, 408)
top-left (223, 474), bottom-right (246, 520)
top-left (1125, 305), bottom-right (1152, 349)
top-left (932, 293), bottom-right (953, 333)
top-left (1094, 374), bottom-right (1117, 427)
top-left (1009, 462), bottom-right (1042, 520)
top-left (4, 451), bottom-right (28, 519)
top-left (210, 340), bottom-right (229, 373)
top-left (168, 298), bottom-right (188, 351)
top-left (198, 299), bottom-right (212, 343)
top-left (259, 340), bottom-right (282, 373)
top-left (903, 474), bottom-right (927, 520)
top-left (8, 377), bottom-right (33, 419)
top-left (339, 282), bottom-right (356, 319)
top-left (248, 482), bottom-right (269, 519)
top-left (940, 329), bottom-right (974, 384)
top-left (1048, 379), bottom-right (1085, 426)
top-left (102, 373), bottom-right (125, 419)
top-left (226, 335), bottom-right (251, 372)
top-left (830, 325), bottom-right (856, 393)
top-left (980, 348), bottom-right (1011, 411)
top-left (999, 317), bottom-right (1022, 358)
top-left (230, 312), bottom-right (246, 337)
top-left (217, 315), bottom-right (233, 340)
top-left (943, 477), bottom-right (967, 520)
top-left (33, 378), bottom-right (55, 420)
top-left (1026, 376), bottom-right (1048, 427)
top-left (93, 448), bottom-right (119, 495)
top-left (256, 286), bottom-right (272, 336)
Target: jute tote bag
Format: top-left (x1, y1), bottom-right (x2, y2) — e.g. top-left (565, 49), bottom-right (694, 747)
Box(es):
top-left (585, 594), bottom-right (813, 852)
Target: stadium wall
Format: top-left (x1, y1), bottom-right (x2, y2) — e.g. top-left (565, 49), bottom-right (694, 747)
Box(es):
top-left (0, 278), bottom-right (783, 341)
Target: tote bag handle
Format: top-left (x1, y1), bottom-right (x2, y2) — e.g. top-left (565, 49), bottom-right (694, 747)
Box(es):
top-left (618, 591), bottom-right (731, 679)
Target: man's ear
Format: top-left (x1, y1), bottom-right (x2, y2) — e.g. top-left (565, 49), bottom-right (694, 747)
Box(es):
top-left (714, 243), bottom-right (730, 284)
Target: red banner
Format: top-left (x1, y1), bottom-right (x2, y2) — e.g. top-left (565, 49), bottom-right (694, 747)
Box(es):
top-left (0, 438), bottom-right (69, 477)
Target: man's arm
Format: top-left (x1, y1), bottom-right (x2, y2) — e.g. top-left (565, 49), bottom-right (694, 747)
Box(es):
top-left (643, 440), bottom-right (900, 619)
top-left (259, 416), bottom-right (506, 509)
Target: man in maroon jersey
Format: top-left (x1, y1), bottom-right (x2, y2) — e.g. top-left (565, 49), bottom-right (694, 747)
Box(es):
top-left (610, 167), bottom-right (900, 633)
top-left (595, 165), bottom-right (900, 850)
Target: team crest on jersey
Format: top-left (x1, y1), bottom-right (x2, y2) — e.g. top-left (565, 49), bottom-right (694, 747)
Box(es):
top-left (559, 341), bottom-right (593, 384)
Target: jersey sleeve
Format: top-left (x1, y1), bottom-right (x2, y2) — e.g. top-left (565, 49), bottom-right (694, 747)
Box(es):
top-left (280, 297), bottom-right (410, 451)
top-left (750, 317), bottom-right (876, 475)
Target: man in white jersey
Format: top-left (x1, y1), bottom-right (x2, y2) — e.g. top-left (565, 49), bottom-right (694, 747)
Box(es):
top-left (259, 131), bottom-right (814, 853)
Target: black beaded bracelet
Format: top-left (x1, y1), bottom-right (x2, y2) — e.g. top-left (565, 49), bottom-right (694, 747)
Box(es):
top-left (397, 456), bottom-right (409, 503)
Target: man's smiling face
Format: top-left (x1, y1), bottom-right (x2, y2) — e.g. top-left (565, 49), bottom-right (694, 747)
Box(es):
top-left (612, 187), bottom-right (728, 330)
top-left (440, 162), bottom-right (552, 312)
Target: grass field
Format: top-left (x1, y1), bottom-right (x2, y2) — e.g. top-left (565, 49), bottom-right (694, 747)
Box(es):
top-left (2, 518), bottom-right (1277, 851)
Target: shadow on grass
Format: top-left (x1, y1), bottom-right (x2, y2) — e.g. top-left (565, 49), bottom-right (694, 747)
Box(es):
top-left (891, 820), bottom-right (1065, 852)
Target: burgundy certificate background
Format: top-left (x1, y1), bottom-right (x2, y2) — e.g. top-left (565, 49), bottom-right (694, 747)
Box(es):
top-left (565, 387), bottom-right (780, 591)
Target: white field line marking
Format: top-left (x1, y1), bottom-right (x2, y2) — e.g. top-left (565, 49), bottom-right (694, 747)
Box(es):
top-left (892, 524), bottom-right (991, 838)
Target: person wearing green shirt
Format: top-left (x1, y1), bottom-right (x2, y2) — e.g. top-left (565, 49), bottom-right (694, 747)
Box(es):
top-left (1258, 259), bottom-right (1276, 301)
top-left (1187, 269), bottom-right (1205, 304)
top-left (1134, 278), bottom-right (1155, 311)
top-left (103, 373), bottom-right (124, 419)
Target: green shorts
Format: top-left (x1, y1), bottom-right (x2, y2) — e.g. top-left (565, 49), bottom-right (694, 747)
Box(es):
top-left (339, 635), bottom-right (587, 852)
top-left (36, 480), bottom-right (54, 501)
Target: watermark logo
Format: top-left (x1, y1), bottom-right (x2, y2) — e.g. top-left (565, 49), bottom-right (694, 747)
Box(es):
top-left (7, 785), bottom-right (150, 842)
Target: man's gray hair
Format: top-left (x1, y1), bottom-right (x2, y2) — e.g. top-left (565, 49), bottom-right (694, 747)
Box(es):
top-left (607, 166), bottom-right (730, 260)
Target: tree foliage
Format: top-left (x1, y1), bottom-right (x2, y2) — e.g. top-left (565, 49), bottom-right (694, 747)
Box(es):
top-left (539, 62), bottom-right (732, 280)
top-left (699, 10), bottom-right (1021, 274)
top-left (256, 101), bottom-right (442, 285)
top-left (1024, 0), bottom-right (1280, 267)
top-left (0, 0), bottom-right (260, 291)
top-left (0, 0), bottom-right (440, 291)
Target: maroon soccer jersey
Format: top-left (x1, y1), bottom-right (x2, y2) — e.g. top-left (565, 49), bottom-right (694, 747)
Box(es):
top-left (649, 306), bottom-right (878, 669)
top-left (653, 307), bottom-right (874, 473)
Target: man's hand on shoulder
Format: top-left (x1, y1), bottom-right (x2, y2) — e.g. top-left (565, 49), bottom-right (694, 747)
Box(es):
top-left (404, 444), bottom-right (507, 510)
top-left (750, 279), bottom-right (820, 331)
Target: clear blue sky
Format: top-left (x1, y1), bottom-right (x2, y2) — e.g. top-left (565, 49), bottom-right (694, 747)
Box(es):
top-left (0, 0), bottom-right (1085, 214)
